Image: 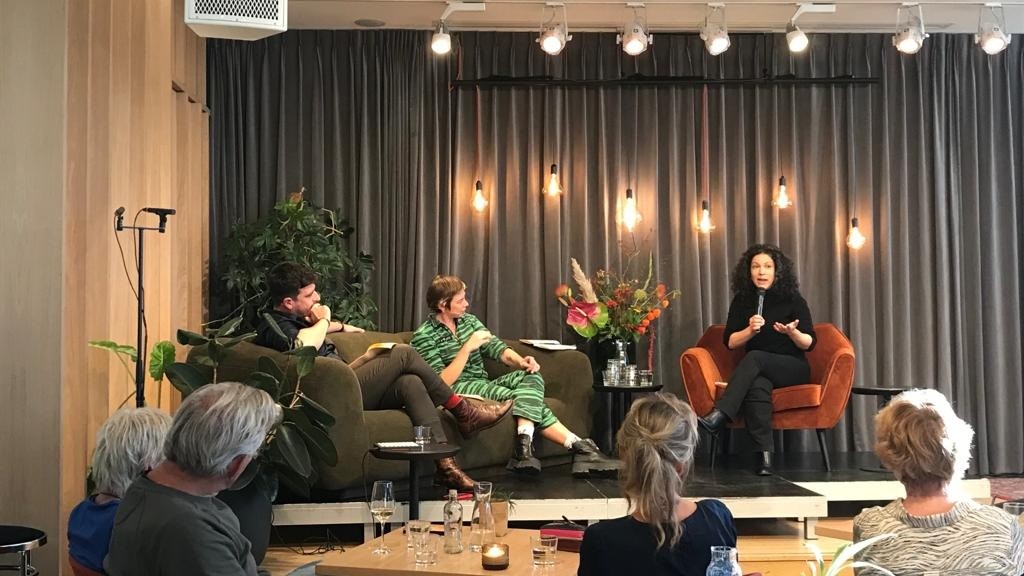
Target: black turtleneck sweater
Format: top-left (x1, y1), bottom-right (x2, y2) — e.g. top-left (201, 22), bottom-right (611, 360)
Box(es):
top-left (723, 290), bottom-right (817, 358)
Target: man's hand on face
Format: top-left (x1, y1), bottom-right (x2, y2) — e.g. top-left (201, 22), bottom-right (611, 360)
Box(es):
top-left (308, 303), bottom-right (331, 324)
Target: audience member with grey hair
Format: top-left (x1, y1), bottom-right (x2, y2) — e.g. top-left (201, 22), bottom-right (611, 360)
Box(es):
top-left (105, 382), bottom-right (282, 576)
top-left (578, 394), bottom-right (736, 576)
top-left (854, 388), bottom-right (1024, 575)
top-left (67, 406), bottom-right (171, 575)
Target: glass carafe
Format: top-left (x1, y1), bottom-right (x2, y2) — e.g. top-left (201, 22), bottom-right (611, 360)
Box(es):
top-left (468, 481), bottom-right (494, 552)
top-left (706, 545), bottom-right (742, 576)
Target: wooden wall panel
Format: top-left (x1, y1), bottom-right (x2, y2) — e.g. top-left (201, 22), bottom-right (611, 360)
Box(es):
top-left (1, 1), bottom-right (68, 574)
top-left (57, 0), bottom-right (207, 571)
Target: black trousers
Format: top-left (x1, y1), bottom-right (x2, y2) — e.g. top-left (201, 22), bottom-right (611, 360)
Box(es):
top-left (715, 350), bottom-right (809, 452)
top-left (354, 345), bottom-right (455, 443)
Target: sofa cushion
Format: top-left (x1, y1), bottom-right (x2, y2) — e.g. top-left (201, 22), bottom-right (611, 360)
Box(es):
top-left (713, 382), bottom-right (822, 412)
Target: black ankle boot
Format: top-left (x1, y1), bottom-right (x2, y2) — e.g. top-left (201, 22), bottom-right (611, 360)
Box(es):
top-left (755, 451), bottom-right (773, 476)
top-left (698, 408), bottom-right (728, 434)
top-left (506, 433), bottom-right (542, 475)
top-left (569, 438), bottom-right (621, 479)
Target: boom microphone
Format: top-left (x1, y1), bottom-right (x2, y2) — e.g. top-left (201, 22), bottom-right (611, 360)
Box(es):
top-left (142, 207), bottom-right (176, 217)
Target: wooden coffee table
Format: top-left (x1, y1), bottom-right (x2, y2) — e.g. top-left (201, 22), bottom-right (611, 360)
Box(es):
top-left (315, 527), bottom-right (578, 576)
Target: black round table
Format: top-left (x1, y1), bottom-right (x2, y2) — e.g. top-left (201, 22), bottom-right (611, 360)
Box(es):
top-left (852, 386), bottom-right (911, 473)
top-left (593, 384), bottom-right (663, 453)
top-left (0, 525), bottom-right (46, 576)
top-left (370, 443), bottom-right (460, 519)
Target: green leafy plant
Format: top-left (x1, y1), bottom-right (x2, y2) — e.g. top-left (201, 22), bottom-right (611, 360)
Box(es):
top-left (804, 533), bottom-right (896, 576)
top-left (164, 316), bottom-right (338, 501)
top-left (88, 339), bottom-right (177, 407)
top-left (220, 190), bottom-right (378, 331)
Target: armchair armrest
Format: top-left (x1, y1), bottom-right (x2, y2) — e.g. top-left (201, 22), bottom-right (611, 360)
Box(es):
top-left (214, 341), bottom-right (369, 491)
top-left (679, 347), bottom-right (724, 417)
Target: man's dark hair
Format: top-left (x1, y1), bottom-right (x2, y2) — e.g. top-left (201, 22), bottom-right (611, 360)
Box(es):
top-left (267, 262), bottom-right (317, 305)
top-left (730, 243), bottom-right (800, 300)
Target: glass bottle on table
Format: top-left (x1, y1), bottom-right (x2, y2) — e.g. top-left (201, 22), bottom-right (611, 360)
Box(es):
top-left (706, 545), bottom-right (742, 576)
top-left (443, 489), bottom-right (464, 554)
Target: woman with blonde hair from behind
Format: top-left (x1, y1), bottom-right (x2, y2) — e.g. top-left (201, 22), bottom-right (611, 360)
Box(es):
top-left (854, 388), bottom-right (1024, 574)
top-left (578, 394), bottom-right (736, 576)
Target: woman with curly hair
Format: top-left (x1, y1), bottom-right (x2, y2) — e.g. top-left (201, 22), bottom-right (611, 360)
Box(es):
top-left (699, 244), bottom-right (816, 476)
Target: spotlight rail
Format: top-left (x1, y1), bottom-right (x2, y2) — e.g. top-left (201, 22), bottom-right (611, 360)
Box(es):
top-left (450, 73), bottom-right (880, 89)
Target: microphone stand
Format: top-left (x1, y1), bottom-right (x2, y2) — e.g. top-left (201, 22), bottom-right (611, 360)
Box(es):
top-left (116, 212), bottom-right (170, 407)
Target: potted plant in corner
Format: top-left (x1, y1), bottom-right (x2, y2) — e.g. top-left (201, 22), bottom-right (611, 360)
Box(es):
top-left (164, 316), bottom-right (338, 564)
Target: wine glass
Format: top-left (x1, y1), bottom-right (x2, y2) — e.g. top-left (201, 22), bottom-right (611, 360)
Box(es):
top-left (370, 480), bottom-right (396, 555)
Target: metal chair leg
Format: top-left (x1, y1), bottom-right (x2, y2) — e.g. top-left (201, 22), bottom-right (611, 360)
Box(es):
top-left (710, 433), bottom-right (718, 470)
top-left (816, 429), bottom-right (831, 472)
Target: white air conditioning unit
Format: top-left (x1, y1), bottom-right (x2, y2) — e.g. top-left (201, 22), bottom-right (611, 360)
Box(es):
top-left (185, 0), bottom-right (287, 41)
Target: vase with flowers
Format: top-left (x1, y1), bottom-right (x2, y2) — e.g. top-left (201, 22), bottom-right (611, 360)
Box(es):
top-left (555, 254), bottom-right (679, 379)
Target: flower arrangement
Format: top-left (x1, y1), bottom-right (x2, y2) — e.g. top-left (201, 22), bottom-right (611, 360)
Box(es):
top-left (556, 254), bottom-right (679, 343)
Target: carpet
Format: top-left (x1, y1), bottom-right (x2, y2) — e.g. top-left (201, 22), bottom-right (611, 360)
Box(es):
top-left (286, 561), bottom-right (321, 576)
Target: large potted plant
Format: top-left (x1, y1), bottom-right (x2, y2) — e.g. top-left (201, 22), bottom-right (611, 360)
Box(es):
top-left (220, 190), bottom-right (378, 330)
top-left (164, 316), bottom-right (338, 563)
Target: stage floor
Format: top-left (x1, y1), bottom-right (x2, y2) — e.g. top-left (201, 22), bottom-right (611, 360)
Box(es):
top-left (273, 451), bottom-right (990, 541)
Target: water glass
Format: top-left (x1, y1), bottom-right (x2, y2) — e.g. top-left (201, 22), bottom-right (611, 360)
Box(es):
top-left (531, 534), bottom-right (557, 566)
top-left (638, 369), bottom-right (654, 387)
top-left (413, 425), bottom-right (432, 447)
top-left (623, 365), bottom-right (638, 386)
top-left (1004, 502), bottom-right (1024, 529)
top-left (406, 519), bottom-right (430, 549)
top-left (414, 533), bottom-right (439, 565)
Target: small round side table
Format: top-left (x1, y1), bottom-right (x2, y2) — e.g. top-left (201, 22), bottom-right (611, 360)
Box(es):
top-left (0, 525), bottom-right (46, 576)
top-left (370, 443), bottom-right (460, 520)
top-left (593, 384), bottom-right (663, 453)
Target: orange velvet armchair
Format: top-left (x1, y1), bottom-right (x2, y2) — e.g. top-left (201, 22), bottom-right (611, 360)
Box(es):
top-left (678, 323), bottom-right (855, 471)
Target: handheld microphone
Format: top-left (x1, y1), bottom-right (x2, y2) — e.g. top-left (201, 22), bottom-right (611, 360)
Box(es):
top-left (755, 289), bottom-right (766, 332)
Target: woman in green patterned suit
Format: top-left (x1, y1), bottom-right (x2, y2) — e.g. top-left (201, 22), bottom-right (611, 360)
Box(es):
top-left (411, 275), bottom-right (618, 478)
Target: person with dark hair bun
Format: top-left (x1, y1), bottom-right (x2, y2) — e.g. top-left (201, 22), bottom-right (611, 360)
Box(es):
top-left (699, 244), bottom-right (817, 476)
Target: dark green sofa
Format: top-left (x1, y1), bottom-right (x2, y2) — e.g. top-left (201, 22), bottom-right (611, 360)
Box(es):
top-left (205, 330), bottom-right (594, 496)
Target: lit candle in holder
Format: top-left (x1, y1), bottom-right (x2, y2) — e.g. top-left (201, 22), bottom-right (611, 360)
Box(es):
top-left (481, 543), bottom-right (509, 570)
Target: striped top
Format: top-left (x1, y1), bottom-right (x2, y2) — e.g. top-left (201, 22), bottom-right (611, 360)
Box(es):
top-left (853, 498), bottom-right (1024, 575)
top-left (410, 313), bottom-right (509, 385)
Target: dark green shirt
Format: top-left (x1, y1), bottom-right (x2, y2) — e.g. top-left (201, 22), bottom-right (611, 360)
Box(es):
top-left (105, 475), bottom-right (258, 576)
top-left (410, 313), bottom-right (508, 385)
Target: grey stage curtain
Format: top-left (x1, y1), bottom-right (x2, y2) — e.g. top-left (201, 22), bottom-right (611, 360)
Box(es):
top-left (207, 30), bottom-right (1024, 474)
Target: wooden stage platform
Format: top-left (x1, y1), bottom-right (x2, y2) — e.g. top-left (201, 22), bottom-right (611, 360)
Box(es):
top-left (271, 451), bottom-right (991, 543)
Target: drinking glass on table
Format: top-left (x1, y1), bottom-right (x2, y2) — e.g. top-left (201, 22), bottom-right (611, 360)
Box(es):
top-left (531, 534), bottom-right (557, 565)
top-left (1004, 501), bottom-right (1024, 529)
top-left (370, 480), bottom-right (396, 555)
top-left (413, 425), bottom-right (432, 448)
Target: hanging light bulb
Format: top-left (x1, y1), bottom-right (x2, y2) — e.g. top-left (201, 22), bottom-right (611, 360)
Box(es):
top-left (622, 188), bottom-right (641, 231)
top-left (697, 200), bottom-right (715, 233)
top-left (472, 180), bottom-right (488, 212)
top-left (431, 22), bottom-right (452, 55)
top-left (545, 164), bottom-right (562, 196)
top-left (847, 217), bottom-right (866, 249)
top-left (773, 175), bottom-right (792, 208)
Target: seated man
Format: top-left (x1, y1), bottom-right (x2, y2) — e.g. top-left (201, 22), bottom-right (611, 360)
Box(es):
top-left (254, 262), bottom-right (511, 490)
top-left (105, 382), bottom-right (281, 576)
top-left (68, 407), bottom-right (171, 575)
top-left (411, 274), bottom-right (618, 478)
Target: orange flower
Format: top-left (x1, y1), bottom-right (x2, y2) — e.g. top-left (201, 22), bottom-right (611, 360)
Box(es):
top-left (655, 283), bottom-right (667, 299)
top-left (651, 308), bottom-right (662, 319)
top-left (661, 299), bottom-right (670, 308)
top-left (637, 326), bottom-right (647, 335)
top-left (641, 319), bottom-right (650, 327)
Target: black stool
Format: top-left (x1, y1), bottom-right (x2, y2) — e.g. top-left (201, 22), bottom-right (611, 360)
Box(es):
top-left (0, 526), bottom-right (46, 576)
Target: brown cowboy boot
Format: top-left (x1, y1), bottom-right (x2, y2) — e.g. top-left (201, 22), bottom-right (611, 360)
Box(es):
top-left (449, 398), bottom-right (513, 437)
top-left (434, 456), bottom-right (475, 492)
